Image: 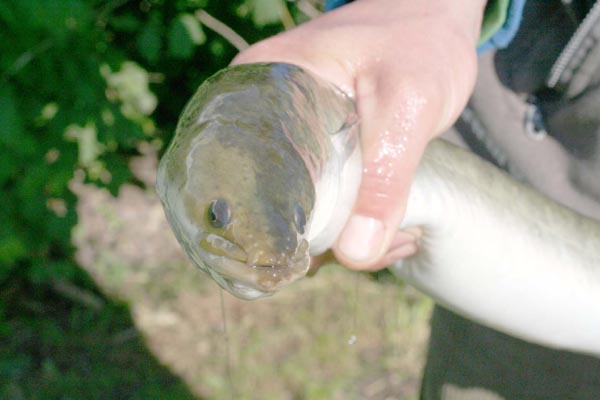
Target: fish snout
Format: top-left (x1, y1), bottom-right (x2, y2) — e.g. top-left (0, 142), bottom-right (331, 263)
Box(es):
top-left (198, 233), bottom-right (311, 299)
top-left (243, 238), bottom-right (311, 290)
top-left (246, 238), bottom-right (310, 270)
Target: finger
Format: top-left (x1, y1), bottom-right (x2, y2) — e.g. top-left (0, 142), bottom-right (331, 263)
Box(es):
top-left (348, 227), bottom-right (421, 271)
top-left (334, 70), bottom-right (443, 269)
top-left (380, 226), bottom-right (422, 265)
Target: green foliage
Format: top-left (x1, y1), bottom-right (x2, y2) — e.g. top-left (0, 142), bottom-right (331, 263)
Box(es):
top-left (0, 0), bottom-right (308, 396)
top-left (0, 0), bottom-right (289, 287)
top-left (168, 13), bottom-right (207, 59)
top-left (242, 0), bottom-right (286, 27)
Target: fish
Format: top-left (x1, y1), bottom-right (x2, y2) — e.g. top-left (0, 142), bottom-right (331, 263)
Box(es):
top-left (156, 63), bottom-right (361, 300)
top-left (156, 63), bottom-right (600, 357)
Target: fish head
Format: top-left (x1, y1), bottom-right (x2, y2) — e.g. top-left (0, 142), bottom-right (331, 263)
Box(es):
top-left (157, 117), bottom-right (316, 300)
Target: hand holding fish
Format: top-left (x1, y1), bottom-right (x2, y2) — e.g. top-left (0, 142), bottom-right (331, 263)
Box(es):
top-left (232, 0), bottom-right (486, 269)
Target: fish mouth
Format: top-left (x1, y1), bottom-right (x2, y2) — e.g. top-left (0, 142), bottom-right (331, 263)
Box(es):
top-left (211, 253), bottom-right (311, 300)
top-left (194, 237), bottom-right (311, 300)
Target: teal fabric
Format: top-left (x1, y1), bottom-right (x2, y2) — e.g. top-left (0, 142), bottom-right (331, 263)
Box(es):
top-left (478, 0), bottom-right (526, 52)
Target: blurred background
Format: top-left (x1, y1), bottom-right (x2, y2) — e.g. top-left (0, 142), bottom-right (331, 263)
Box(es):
top-left (1, 1), bottom-right (432, 398)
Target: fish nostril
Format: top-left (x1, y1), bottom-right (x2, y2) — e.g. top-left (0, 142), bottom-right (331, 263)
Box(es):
top-left (251, 264), bottom-right (276, 269)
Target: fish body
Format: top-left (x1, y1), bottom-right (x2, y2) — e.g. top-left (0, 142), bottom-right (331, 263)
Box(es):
top-left (396, 139), bottom-right (600, 356)
top-left (157, 63), bottom-right (600, 356)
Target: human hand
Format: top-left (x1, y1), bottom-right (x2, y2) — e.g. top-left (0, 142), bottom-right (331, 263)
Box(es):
top-left (232, 0), bottom-right (485, 270)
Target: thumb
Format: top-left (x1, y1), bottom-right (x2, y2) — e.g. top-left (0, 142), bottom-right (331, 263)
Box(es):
top-left (333, 73), bottom-right (446, 270)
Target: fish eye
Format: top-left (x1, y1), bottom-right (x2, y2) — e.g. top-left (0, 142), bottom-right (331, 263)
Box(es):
top-left (293, 203), bottom-right (306, 235)
top-left (207, 199), bottom-right (231, 228)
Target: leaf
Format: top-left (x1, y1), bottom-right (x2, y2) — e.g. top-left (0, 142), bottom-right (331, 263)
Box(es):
top-left (250, 0), bottom-right (283, 27)
top-left (64, 122), bottom-right (104, 168)
top-left (0, 154), bottom-right (14, 187)
top-left (180, 13), bottom-right (206, 45)
top-left (168, 14), bottom-right (205, 59)
top-left (0, 234), bottom-right (27, 267)
top-left (0, 85), bottom-right (24, 147)
top-left (28, 260), bottom-right (78, 285)
top-left (100, 62), bottom-right (158, 121)
top-left (136, 14), bottom-right (163, 64)
top-left (109, 15), bottom-right (142, 32)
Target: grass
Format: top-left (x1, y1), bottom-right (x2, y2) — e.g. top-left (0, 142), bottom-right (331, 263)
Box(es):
top-left (2, 165), bottom-right (433, 400)
top-left (126, 261), bottom-right (432, 400)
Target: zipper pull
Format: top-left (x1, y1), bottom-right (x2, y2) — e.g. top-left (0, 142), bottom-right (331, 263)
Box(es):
top-left (524, 95), bottom-right (548, 141)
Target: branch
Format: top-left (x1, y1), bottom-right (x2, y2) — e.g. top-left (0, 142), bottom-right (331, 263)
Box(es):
top-left (279, 1), bottom-right (296, 30)
top-left (296, 0), bottom-right (322, 19)
top-left (1, 39), bottom-right (53, 83)
top-left (52, 278), bottom-right (105, 310)
top-left (195, 10), bottom-right (249, 52)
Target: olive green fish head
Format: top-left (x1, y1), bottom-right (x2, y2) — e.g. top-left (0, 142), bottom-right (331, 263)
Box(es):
top-left (157, 99), bottom-right (315, 301)
top-left (157, 63), bottom-right (359, 300)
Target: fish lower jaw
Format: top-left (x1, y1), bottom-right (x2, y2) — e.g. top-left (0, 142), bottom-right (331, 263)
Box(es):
top-left (208, 257), bottom-right (309, 300)
top-left (228, 282), bottom-right (274, 300)
top-left (221, 273), bottom-right (297, 300)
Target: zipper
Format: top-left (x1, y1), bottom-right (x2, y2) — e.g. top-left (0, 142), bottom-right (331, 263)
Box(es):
top-left (547, 0), bottom-right (600, 88)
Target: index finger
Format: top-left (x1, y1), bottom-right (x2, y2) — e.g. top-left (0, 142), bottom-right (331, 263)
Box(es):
top-left (333, 70), bottom-right (445, 269)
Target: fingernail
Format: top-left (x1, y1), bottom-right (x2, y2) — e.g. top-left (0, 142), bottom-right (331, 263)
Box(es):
top-left (338, 215), bottom-right (384, 262)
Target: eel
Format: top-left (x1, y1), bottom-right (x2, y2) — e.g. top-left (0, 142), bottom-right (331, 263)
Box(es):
top-left (156, 63), bottom-right (600, 357)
